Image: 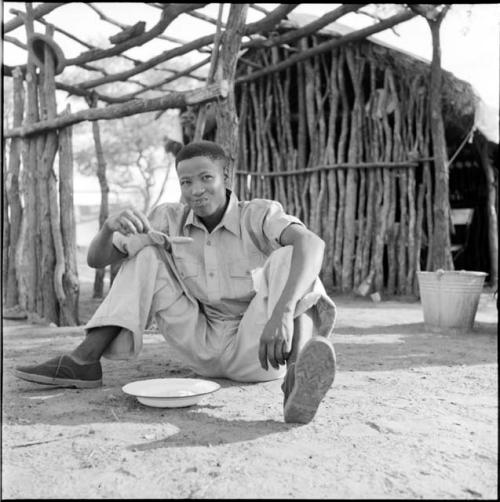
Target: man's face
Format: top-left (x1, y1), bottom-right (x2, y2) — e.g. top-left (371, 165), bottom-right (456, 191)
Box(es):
top-left (177, 155), bottom-right (227, 218)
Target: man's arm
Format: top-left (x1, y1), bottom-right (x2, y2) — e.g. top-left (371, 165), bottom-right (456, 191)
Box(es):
top-left (258, 223), bottom-right (325, 370)
top-left (87, 208), bottom-right (151, 269)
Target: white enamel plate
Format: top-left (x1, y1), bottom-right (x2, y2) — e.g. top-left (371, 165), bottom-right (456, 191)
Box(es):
top-left (122, 378), bottom-right (221, 408)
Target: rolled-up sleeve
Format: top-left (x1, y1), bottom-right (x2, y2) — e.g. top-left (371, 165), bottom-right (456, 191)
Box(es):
top-left (112, 232), bottom-right (157, 258)
top-left (262, 201), bottom-right (304, 249)
top-left (112, 232), bottom-right (128, 255)
top-left (112, 203), bottom-right (172, 257)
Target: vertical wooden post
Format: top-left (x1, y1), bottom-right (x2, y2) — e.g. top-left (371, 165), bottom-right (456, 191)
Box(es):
top-left (426, 9), bottom-right (454, 271)
top-left (20, 3), bottom-right (41, 316)
top-left (4, 67), bottom-right (25, 308)
top-left (59, 105), bottom-right (80, 325)
top-left (215, 3), bottom-right (249, 190)
top-left (87, 94), bottom-right (109, 298)
top-left (42, 24), bottom-right (64, 323)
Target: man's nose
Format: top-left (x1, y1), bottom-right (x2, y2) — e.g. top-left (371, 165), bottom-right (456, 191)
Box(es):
top-left (191, 180), bottom-right (205, 195)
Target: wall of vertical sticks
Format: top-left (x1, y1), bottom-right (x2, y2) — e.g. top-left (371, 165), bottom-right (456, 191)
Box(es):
top-left (3, 25), bottom-right (79, 325)
top-left (234, 39), bottom-right (438, 296)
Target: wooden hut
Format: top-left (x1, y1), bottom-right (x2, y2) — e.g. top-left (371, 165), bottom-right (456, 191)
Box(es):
top-left (230, 13), bottom-right (498, 295)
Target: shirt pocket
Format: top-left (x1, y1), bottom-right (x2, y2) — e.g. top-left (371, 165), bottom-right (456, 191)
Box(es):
top-left (175, 257), bottom-right (200, 281)
top-left (227, 259), bottom-right (255, 301)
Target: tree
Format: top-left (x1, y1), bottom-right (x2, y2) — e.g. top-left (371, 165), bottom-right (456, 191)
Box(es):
top-left (74, 111), bottom-right (179, 214)
top-left (408, 4), bottom-right (454, 270)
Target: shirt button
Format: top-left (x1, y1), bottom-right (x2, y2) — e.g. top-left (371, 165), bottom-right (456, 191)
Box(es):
top-left (209, 272), bottom-right (214, 277)
top-left (206, 241), bottom-right (211, 246)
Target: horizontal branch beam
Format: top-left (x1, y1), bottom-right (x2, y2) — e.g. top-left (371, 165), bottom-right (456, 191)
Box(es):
top-left (120, 56), bottom-right (212, 100)
top-left (4, 81), bottom-right (229, 138)
top-left (235, 161), bottom-right (426, 177)
top-left (237, 8), bottom-right (418, 84)
top-left (4, 3), bottom-right (65, 33)
top-left (185, 10), bottom-right (227, 28)
top-left (250, 4), bottom-right (271, 15)
top-left (255, 4), bottom-right (368, 49)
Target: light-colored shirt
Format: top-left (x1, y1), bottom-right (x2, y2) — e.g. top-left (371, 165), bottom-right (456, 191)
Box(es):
top-left (113, 191), bottom-right (303, 320)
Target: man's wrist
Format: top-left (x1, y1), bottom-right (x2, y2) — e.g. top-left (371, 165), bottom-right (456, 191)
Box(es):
top-left (274, 298), bottom-right (297, 317)
top-left (102, 220), bottom-right (115, 235)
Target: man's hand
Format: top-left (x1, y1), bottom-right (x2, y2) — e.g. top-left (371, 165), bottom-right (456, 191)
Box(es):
top-left (105, 208), bottom-right (151, 235)
top-left (258, 310), bottom-right (294, 370)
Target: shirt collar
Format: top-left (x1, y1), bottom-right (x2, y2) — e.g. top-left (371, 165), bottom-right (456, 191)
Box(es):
top-left (184, 190), bottom-right (240, 237)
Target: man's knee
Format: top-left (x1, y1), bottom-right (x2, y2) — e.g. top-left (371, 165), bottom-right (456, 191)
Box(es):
top-left (134, 244), bottom-right (160, 261)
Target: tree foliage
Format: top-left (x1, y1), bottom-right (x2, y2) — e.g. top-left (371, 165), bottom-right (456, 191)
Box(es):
top-left (74, 110), bottom-right (180, 212)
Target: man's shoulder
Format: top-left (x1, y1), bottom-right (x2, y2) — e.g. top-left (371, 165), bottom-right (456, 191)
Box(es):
top-left (148, 201), bottom-right (189, 229)
top-left (238, 198), bottom-right (280, 215)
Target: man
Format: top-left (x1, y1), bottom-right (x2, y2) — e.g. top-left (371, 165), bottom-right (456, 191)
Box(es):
top-left (14, 141), bottom-right (337, 424)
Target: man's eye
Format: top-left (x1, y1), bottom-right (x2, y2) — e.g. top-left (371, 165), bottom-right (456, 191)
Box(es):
top-left (180, 180), bottom-right (191, 186)
top-left (203, 175), bottom-right (213, 181)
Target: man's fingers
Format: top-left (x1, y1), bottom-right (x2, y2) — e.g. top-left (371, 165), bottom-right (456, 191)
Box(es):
top-left (267, 342), bottom-right (279, 370)
top-left (124, 210), bottom-right (145, 233)
top-left (119, 217), bottom-right (137, 235)
top-left (258, 341), bottom-right (268, 371)
top-left (134, 210), bottom-right (152, 232)
top-left (275, 341), bottom-right (286, 366)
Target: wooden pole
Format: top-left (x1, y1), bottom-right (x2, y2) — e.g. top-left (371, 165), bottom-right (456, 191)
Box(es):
top-left (417, 6), bottom-right (454, 271)
top-left (58, 105), bottom-right (80, 325)
top-left (4, 67), bottom-right (25, 308)
top-left (41, 25), bottom-right (61, 323)
top-left (5, 82), bottom-right (229, 138)
top-left (86, 94), bottom-right (110, 299)
top-left (215, 4), bottom-right (249, 189)
top-left (19, 3), bottom-right (41, 316)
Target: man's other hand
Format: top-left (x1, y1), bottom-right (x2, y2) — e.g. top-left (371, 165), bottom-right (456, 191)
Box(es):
top-left (258, 311), bottom-right (293, 370)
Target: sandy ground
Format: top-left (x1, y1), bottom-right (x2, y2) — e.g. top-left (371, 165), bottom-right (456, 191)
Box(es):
top-left (2, 276), bottom-right (498, 499)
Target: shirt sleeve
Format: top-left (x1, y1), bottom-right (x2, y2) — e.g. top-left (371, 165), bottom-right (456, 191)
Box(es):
top-left (112, 203), bottom-right (175, 256)
top-left (147, 204), bottom-right (171, 233)
top-left (262, 200), bottom-right (304, 249)
top-left (112, 232), bottom-right (128, 255)
top-left (112, 232), bottom-right (156, 257)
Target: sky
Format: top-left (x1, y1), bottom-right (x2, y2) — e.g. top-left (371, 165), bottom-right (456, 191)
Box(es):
top-left (2, 3), bottom-right (499, 108)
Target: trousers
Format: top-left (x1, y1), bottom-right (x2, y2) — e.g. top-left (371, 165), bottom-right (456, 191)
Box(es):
top-left (85, 245), bottom-right (336, 382)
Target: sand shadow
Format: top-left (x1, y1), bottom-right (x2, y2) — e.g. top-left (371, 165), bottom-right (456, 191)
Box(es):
top-left (5, 375), bottom-right (299, 448)
top-left (333, 321), bottom-right (498, 371)
top-left (124, 406), bottom-right (298, 450)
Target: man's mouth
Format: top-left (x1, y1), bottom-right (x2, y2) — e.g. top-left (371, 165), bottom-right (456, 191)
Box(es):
top-left (192, 198), bottom-right (209, 206)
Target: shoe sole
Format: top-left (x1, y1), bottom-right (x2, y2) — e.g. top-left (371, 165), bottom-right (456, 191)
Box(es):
top-left (284, 337), bottom-right (336, 424)
top-left (13, 369), bottom-right (102, 389)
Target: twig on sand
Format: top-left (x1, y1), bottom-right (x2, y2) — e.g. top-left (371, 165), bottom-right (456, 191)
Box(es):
top-left (12, 432), bottom-right (85, 449)
top-left (110, 408), bottom-right (120, 421)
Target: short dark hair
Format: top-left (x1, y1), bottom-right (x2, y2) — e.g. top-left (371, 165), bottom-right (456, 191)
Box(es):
top-left (175, 140), bottom-right (228, 169)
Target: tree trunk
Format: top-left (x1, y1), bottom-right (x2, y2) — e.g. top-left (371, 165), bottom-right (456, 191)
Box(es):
top-left (215, 4), bottom-right (249, 189)
top-left (427, 16), bottom-right (453, 271)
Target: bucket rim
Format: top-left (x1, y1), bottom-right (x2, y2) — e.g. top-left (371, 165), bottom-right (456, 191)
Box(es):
top-left (417, 270), bottom-right (488, 278)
